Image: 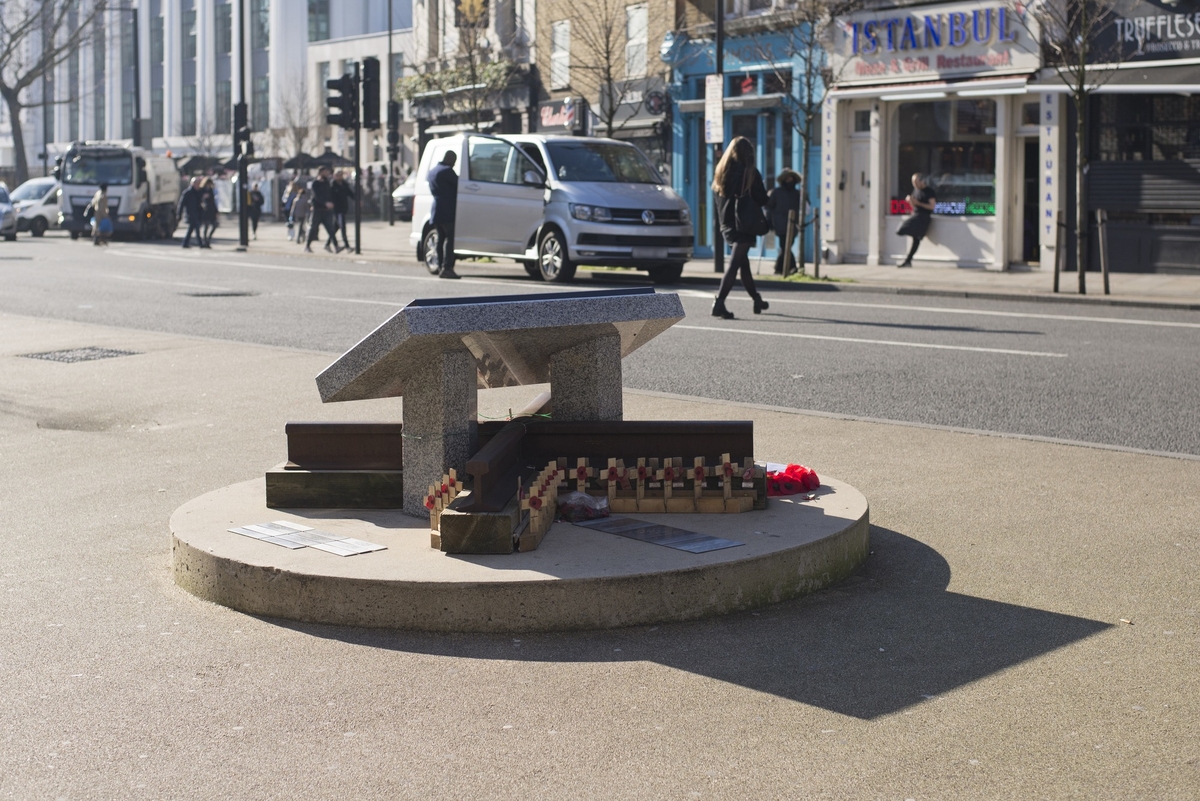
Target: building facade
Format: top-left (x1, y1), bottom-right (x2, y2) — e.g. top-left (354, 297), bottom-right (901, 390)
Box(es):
top-left (821, 0), bottom-right (1200, 273)
top-left (0, 1), bottom-right (412, 175)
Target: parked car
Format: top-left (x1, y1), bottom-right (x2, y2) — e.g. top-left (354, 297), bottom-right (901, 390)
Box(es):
top-left (392, 173), bottom-right (416, 222)
top-left (10, 177), bottom-right (60, 236)
top-left (0, 185), bottom-right (17, 241)
top-left (410, 134), bottom-right (693, 283)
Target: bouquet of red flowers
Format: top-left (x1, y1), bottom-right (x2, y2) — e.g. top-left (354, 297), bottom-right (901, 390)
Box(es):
top-left (766, 464), bottom-right (820, 496)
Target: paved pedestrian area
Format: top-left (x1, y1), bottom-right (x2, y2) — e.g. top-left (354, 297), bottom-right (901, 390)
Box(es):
top-left (1, 311), bottom-right (1196, 799)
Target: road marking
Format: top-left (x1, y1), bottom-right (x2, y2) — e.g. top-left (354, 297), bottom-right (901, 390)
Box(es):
top-left (304, 295), bottom-right (402, 306)
top-left (677, 290), bottom-right (1200, 329)
top-left (109, 249), bottom-right (554, 291)
top-left (108, 274), bottom-right (233, 292)
top-left (673, 324), bottom-right (1068, 357)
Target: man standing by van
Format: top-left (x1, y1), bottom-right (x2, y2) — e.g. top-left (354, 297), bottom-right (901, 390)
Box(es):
top-left (428, 151), bottom-right (460, 279)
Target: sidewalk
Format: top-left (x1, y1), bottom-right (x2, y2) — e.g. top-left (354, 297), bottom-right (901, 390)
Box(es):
top-left (234, 217), bottom-right (1200, 310)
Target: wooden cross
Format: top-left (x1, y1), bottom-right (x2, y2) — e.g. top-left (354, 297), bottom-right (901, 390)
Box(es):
top-left (635, 457), bottom-right (649, 502)
top-left (574, 457), bottom-right (594, 493)
top-left (719, 452), bottom-right (735, 501)
top-left (692, 456), bottom-right (709, 501)
top-left (740, 457), bottom-right (763, 489)
top-left (658, 457), bottom-right (682, 501)
top-left (603, 457), bottom-right (626, 503)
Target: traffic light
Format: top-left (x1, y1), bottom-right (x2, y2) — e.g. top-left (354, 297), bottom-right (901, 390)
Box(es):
top-left (361, 57), bottom-right (381, 130)
top-left (386, 100), bottom-right (400, 155)
top-left (326, 74), bottom-right (358, 129)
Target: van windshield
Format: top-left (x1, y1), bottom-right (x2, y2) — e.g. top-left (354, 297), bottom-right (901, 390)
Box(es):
top-left (544, 141), bottom-right (661, 184)
top-left (10, 180), bottom-right (55, 202)
top-left (62, 153), bottom-right (133, 185)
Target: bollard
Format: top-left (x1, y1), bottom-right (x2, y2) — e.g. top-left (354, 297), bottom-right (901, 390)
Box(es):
top-left (1096, 209), bottom-right (1110, 296)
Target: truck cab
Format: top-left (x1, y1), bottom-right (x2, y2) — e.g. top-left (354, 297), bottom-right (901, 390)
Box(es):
top-left (57, 142), bottom-right (182, 240)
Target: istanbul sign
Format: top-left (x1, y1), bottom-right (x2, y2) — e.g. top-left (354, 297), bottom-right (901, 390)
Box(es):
top-left (831, 0), bottom-right (1041, 86)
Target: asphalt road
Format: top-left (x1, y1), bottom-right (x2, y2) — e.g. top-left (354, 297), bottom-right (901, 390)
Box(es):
top-left (3, 233), bottom-right (1199, 456)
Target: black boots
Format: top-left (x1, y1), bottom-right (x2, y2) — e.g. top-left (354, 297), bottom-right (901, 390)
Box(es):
top-left (753, 295), bottom-right (769, 314)
top-left (712, 299), bottom-right (734, 319)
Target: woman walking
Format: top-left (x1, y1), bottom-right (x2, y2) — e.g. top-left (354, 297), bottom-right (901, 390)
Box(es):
top-left (199, 177), bottom-right (218, 248)
top-left (247, 182), bottom-right (265, 239)
top-left (712, 136), bottom-right (770, 319)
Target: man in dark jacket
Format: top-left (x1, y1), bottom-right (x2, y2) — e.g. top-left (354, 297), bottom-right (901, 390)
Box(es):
top-left (177, 178), bottom-right (204, 248)
top-left (765, 169), bottom-right (801, 275)
top-left (305, 167), bottom-right (337, 253)
top-left (331, 170), bottom-right (352, 252)
top-left (427, 151), bottom-right (460, 279)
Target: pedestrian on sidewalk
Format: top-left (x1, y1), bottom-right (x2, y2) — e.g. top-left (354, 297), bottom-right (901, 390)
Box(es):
top-left (711, 136), bottom-right (770, 319)
top-left (84, 183), bottom-right (111, 246)
top-left (766, 168), bottom-right (801, 275)
top-left (247, 183), bottom-right (265, 240)
top-left (305, 167), bottom-right (338, 253)
top-left (332, 170), bottom-right (352, 252)
top-left (199, 177), bottom-right (218, 248)
top-left (177, 177), bottom-right (204, 248)
top-left (427, 151), bottom-right (460, 279)
top-left (289, 182), bottom-right (310, 244)
top-left (898, 173), bottom-right (936, 267)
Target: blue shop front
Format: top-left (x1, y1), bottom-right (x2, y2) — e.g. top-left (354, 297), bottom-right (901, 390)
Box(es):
top-left (665, 30), bottom-right (821, 262)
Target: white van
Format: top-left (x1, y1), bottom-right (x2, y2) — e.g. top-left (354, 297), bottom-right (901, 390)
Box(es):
top-left (410, 133), bottom-right (693, 283)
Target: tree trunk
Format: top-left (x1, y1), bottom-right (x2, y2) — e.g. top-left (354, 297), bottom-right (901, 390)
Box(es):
top-left (2, 87), bottom-right (30, 185)
top-left (797, 114), bottom-right (812, 275)
top-left (1075, 95), bottom-right (1087, 294)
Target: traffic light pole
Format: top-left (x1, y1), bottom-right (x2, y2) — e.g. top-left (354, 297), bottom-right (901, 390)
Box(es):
top-left (236, 0), bottom-right (249, 251)
top-left (387, 2), bottom-right (394, 227)
top-left (354, 62), bottom-right (362, 256)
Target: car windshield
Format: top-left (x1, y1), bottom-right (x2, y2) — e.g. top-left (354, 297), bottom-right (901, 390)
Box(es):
top-left (62, 153), bottom-right (133, 185)
top-left (544, 141), bottom-right (661, 184)
top-left (10, 180), bottom-right (55, 202)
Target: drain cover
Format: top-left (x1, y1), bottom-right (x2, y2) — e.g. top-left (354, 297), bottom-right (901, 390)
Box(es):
top-left (182, 291), bottom-right (258, 297)
top-left (20, 347), bottom-right (141, 363)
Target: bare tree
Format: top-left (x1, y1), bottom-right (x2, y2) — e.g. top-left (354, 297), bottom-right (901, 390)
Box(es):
top-left (272, 76), bottom-right (320, 158)
top-left (0, 0), bottom-right (107, 184)
top-left (749, 0), bottom-right (862, 274)
top-left (398, 3), bottom-right (521, 131)
top-left (1008, 0), bottom-right (1123, 293)
top-left (568, 0), bottom-right (643, 138)
top-left (188, 112), bottom-right (225, 160)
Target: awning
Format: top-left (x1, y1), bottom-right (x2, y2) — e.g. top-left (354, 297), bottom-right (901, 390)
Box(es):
top-left (676, 92), bottom-right (787, 114)
top-left (424, 122), bottom-right (498, 135)
top-left (827, 76), bottom-right (1032, 100)
top-left (1036, 62), bottom-right (1200, 94)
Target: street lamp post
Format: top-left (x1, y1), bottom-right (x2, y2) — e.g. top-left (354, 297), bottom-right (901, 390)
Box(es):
top-left (235, 0), bottom-right (250, 251)
top-left (113, 6), bottom-right (143, 147)
top-left (713, 0), bottom-right (725, 274)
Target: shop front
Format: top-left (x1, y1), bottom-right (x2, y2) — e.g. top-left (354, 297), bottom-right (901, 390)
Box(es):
top-left (822, 1), bottom-right (1044, 269)
top-left (666, 31), bottom-right (818, 260)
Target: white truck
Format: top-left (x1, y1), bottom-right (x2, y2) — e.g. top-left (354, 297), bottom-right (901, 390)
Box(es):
top-left (56, 142), bottom-right (182, 240)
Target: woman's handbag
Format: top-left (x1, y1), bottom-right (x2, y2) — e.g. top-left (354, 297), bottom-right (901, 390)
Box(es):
top-left (734, 171), bottom-right (770, 237)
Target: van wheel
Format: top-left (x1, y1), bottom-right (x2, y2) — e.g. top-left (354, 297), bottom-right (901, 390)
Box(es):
top-left (537, 228), bottom-right (575, 283)
top-left (647, 263), bottom-right (685, 285)
top-left (422, 227), bottom-right (442, 274)
top-left (30, 218), bottom-right (47, 237)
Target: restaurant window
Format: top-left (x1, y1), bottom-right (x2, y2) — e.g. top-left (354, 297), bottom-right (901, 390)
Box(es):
top-left (1092, 94), bottom-right (1200, 161)
top-left (853, 109), bottom-right (870, 133)
top-left (895, 100), bottom-right (996, 215)
top-left (1021, 102), bottom-right (1039, 127)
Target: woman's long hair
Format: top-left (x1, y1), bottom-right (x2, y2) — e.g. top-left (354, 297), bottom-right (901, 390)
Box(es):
top-left (711, 136), bottom-right (756, 197)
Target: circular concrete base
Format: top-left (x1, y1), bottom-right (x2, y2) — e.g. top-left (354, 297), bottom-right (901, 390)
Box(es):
top-left (171, 476), bottom-right (869, 633)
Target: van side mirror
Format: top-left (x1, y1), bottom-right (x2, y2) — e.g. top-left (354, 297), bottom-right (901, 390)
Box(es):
top-left (523, 170), bottom-right (545, 188)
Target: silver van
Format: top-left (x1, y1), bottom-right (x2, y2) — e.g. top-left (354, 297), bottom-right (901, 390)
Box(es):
top-left (410, 133), bottom-right (693, 283)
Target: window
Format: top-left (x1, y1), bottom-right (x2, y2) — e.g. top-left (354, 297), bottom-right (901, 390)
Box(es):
top-left (544, 141), bottom-right (661, 183)
top-left (1021, 102), bottom-right (1039, 127)
top-left (44, 101), bottom-right (54, 144)
top-left (216, 81), bottom-right (232, 133)
top-left (151, 87), bottom-right (163, 138)
top-left (151, 16), bottom-right (164, 63)
top-left (122, 91), bottom-right (134, 139)
top-left (550, 20), bottom-right (570, 89)
top-left (68, 43), bottom-right (80, 140)
top-left (318, 61), bottom-right (330, 98)
top-left (895, 100), bottom-right (996, 215)
top-left (309, 0), bottom-right (330, 42)
top-left (121, 12), bottom-right (136, 69)
top-left (251, 0), bottom-right (270, 50)
top-left (216, 4), bottom-right (232, 54)
top-left (182, 10), bottom-right (197, 59)
top-left (182, 84), bottom-right (196, 136)
top-left (1092, 94), bottom-right (1200, 161)
top-left (253, 76), bottom-right (270, 130)
top-left (625, 4), bottom-right (647, 79)
top-left (93, 20), bottom-right (106, 139)
top-left (853, 109), bottom-right (871, 133)
top-left (467, 137), bottom-right (536, 184)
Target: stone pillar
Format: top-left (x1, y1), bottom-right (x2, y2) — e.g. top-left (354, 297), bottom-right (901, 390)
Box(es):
top-left (401, 348), bottom-right (478, 517)
top-left (550, 334), bottom-right (623, 422)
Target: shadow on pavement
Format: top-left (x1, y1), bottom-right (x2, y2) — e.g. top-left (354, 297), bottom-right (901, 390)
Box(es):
top-left (269, 526), bottom-right (1111, 720)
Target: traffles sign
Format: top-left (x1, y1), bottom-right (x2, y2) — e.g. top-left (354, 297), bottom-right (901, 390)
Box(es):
top-left (831, 1), bottom-right (1041, 86)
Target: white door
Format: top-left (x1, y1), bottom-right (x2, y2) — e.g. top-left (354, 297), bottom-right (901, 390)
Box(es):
top-left (847, 140), bottom-right (870, 255)
top-left (458, 136), bottom-right (546, 255)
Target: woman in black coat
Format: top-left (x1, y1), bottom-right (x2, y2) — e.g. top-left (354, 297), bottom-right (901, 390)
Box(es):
top-left (712, 136), bottom-right (770, 319)
top-left (765, 169), bottom-right (801, 275)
